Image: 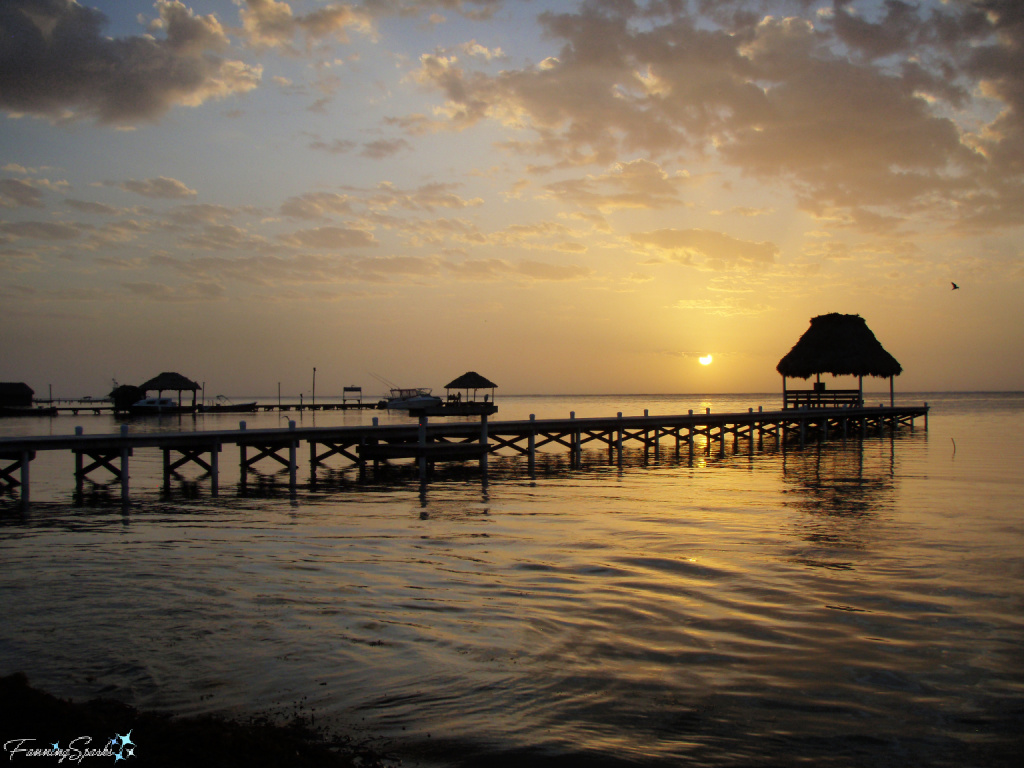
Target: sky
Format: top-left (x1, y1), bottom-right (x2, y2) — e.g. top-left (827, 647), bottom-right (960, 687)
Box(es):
top-left (2, 0), bottom-right (1023, 398)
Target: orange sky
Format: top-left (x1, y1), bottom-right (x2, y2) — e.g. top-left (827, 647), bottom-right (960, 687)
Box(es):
top-left (2, 1), bottom-right (1023, 397)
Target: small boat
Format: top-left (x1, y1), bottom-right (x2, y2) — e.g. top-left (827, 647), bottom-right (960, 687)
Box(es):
top-left (199, 395), bottom-right (258, 413)
top-left (129, 397), bottom-right (196, 415)
top-left (0, 406), bottom-right (58, 418)
top-left (383, 387), bottom-right (443, 411)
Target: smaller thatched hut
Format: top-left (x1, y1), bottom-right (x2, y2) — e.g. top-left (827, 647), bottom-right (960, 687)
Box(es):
top-left (0, 382), bottom-right (34, 409)
top-left (108, 384), bottom-right (145, 413)
top-left (444, 371), bottom-right (497, 404)
top-left (777, 314), bottom-right (902, 407)
top-left (139, 372), bottom-right (201, 409)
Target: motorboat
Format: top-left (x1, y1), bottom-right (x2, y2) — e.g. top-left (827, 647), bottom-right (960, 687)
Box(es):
top-left (383, 387), bottom-right (443, 411)
top-left (199, 395), bottom-right (258, 413)
top-left (129, 397), bottom-right (196, 415)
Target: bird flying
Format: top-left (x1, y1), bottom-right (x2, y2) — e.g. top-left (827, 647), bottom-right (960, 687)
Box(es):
top-left (951, 282), bottom-right (960, 290)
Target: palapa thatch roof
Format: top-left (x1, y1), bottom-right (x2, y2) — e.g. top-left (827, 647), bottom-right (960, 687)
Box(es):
top-left (445, 371), bottom-right (498, 390)
top-left (139, 372), bottom-right (201, 392)
top-left (776, 313), bottom-right (902, 379)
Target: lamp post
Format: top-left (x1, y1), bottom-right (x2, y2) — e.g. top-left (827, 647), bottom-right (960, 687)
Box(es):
top-left (312, 367), bottom-right (316, 409)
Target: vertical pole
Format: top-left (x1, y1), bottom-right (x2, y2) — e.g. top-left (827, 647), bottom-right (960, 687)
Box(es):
top-left (643, 409), bottom-right (650, 463)
top-left (890, 376), bottom-right (894, 407)
top-left (924, 403), bottom-right (929, 430)
top-left (616, 412), bottom-right (623, 467)
top-left (163, 448), bottom-right (171, 495)
top-left (480, 413), bottom-right (489, 475)
top-left (371, 416), bottom-right (380, 470)
top-left (570, 411), bottom-right (578, 468)
top-left (20, 449), bottom-right (30, 510)
top-left (120, 424), bottom-right (130, 508)
top-left (528, 414), bottom-right (536, 477)
top-left (288, 420), bottom-right (298, 492)
top-left (74, 426), bottom-right (84, 497)
top-left (418, 413), bottom-right (428, 481)
top-left (210, 443), bottom-right (219, 497)
top-left (239, 421), bottom-right (248, 489)
top-left (312, 367), bottom-right (317, 409)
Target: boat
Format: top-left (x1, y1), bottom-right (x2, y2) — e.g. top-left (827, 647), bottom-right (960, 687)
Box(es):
top-left (382, 388), bottom-right (444, 411)
top-left (129, 397), bottom-right (196, 415)
top-left (0, 406), bottom-right (58, 418)
top-left (199, 395), bottom-right (258, 413)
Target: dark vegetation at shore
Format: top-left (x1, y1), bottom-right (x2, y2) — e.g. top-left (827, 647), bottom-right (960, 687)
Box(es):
top-left (0, 673), bottom-right (391, 767)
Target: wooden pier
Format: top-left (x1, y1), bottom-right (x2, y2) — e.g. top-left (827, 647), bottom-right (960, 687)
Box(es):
top-left (0, 404), bottom-right (928, 508)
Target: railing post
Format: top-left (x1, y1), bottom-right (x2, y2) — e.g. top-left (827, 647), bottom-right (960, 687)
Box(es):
top-left (528, 414), bottom-right (536, 476)
top-left (238, 421), bottom-right (248, 489)
top-left (479, 413), bottom-right (489, 475)
top-left (288, 420), bottom-right (298, 492)
top-left (120, 424), bottom-right (131, 508)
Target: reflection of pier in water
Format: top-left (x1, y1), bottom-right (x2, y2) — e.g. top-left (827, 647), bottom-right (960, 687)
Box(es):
top-left (0, 404), bottom-right (927, 509)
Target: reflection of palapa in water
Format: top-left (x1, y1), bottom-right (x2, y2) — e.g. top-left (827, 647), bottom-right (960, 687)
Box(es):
top-left (781, 443), bottom-right (899, 568)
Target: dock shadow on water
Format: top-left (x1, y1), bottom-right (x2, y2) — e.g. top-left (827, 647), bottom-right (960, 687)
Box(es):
top-left (1, 398), bottom-right (1023, 768)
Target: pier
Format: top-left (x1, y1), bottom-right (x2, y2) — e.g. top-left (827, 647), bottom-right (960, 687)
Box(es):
top-left (0, 403), bottom-right (928, 508)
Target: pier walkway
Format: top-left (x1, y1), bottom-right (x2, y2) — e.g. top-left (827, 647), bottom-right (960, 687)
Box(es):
top-left (0, 404), bottom-right (928, 508)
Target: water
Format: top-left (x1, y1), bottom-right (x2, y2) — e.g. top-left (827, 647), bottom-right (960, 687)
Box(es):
top-left (1, 393), bottom-right (1022, 766)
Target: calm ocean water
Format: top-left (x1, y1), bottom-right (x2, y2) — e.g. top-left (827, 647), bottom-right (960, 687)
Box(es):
top-left (1, 392), bottom-right (1022, 766)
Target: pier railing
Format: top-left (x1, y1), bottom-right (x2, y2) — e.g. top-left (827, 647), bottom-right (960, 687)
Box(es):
top-left (0, 404), bottom-right (928, 508)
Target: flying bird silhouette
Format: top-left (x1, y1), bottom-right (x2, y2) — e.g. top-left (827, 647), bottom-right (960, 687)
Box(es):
top-left (951, 282), bottom-right (959, 290)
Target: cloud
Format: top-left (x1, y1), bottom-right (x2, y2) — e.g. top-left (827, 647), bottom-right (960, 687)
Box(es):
top-left (442, 256), bottom-right (592, 282)
top-left (0, 0), bottom-right (261, 125)
top-left (64, 199), bottom-right (120, 216)
top-left (115, 177), bottom-right (198, 199)
top-left (0, 179), bottom-right (45, 208)
top-left (403, 1), bottom-right (1024, 232)
top-left (631, 228), bottom-right (777, 270)
top-left (279, 226), bottom-right (378, 249)
top-left (542, 159), bottom-right (690, 211)
top-left (308, 137), bottom-right (358, 154)
top-left (280, 192), bottom-right (356, 219)
top-left (671, 298), bottom-right (770, 317)
top-left (0, 221), bottom-right (80, 240)
top-left (361, 138), bottom-right (413, 159)
top-left (237, 0), bottom-right (374, 51)
top-left (121, 279), bottom-right (226, 302)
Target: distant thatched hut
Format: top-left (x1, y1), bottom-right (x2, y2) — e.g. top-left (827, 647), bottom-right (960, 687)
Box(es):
top-left (444, 371), bottom-right (497, 404)
top-left (0, 382), bottom-right (34, 409)
top-left (108, 384), bottom-right (145, 413)
top-left (139, 372), bottom-right (201, 409)
top-left (777, 314), bottom-right (902, 407)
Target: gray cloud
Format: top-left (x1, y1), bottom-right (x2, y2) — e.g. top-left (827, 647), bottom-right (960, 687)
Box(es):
top-left (406, 0), bottom-right (1024, 232)
top-left (0, 0), bottom-right (261, 124)
top-left (0, 179), bottom-right (45, 208)
top-left (115, 177), bottom-right (198, 199)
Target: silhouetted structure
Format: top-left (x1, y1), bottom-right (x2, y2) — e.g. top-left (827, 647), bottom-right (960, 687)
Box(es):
top-left (108, 384), bottom-right (146, 413)
top-left (777, 313), bottom-right (902, 407)
top-left (0, 382), bottom-right (33, 409)
top-left (138, 372), bottom-right (201, 410)
top-left (444, 371), bottom-right (498, 404)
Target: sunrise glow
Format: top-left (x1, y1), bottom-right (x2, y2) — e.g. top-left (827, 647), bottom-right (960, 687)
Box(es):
top-left (1, 1), bottom-right (1022, 396)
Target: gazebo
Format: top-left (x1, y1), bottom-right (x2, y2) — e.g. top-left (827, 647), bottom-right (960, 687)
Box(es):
top-left (776, 314), bottom-right (902, 408)
top-left (444, 371), bottom-right (497, 405)
top-left (139, 372), bottom-right (201, 409)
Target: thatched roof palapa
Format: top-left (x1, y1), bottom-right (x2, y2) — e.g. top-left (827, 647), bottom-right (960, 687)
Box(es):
top-left (445, 371), bottom-right (498, 390)
top-left (776, 314), bottom-right (902, 380)
top-left (139, 372), bottom-right (201, 393)
top-left (444, 371), bottom-right (497, 403)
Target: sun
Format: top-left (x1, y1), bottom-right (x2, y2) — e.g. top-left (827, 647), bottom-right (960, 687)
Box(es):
top-left (699, 354), bottom-right (713, 366)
